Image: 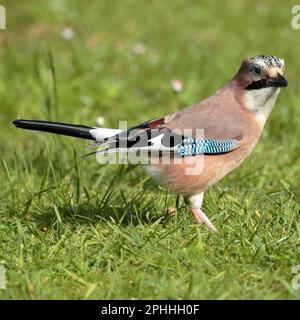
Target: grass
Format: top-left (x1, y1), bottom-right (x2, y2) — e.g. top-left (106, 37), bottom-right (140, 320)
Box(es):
top-left (0, 0), bottom-right (300, 299)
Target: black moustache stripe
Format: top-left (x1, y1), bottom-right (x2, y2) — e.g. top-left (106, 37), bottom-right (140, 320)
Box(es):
top-left (246, 79), bottom-right (268, 90)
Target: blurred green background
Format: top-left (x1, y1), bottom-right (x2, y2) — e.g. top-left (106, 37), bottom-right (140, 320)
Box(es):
top-left (0, 0), bottom-right (299, 299)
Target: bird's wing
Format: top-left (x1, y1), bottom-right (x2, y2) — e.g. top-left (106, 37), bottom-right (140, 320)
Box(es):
top-left (85, 101), bottom-right (244, 157)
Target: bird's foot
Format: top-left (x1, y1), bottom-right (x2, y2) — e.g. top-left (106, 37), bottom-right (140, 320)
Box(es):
top-left (190, 207), bottom-right (217, 232)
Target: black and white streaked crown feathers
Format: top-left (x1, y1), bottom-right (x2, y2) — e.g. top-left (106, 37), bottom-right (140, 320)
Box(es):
top-left (251, 55), bottom-right (285, 69)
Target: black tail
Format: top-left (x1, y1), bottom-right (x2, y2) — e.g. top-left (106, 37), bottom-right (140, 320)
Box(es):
top-left (12, 119), bottom-right (95, 140)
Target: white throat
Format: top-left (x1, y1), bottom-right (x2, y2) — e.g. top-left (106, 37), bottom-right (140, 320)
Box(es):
top-left (245, 87), bottom-right (280, 125)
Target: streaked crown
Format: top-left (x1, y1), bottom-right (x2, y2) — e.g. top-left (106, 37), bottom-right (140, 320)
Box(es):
top-left (250, 55), bottom-right (285, 72)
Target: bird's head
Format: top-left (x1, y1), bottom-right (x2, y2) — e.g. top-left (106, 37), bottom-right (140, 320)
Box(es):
top-left (244, 55), bottom-right (287, 90)
top-left (236, 55), bottom-right (288, 124)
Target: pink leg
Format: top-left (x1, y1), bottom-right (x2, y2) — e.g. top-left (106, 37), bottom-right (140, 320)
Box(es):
top-left (190, 207), bottom-right (217, 232)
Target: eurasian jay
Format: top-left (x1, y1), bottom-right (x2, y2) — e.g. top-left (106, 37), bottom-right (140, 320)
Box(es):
top-left (13, 55), bottom-right (288, 232)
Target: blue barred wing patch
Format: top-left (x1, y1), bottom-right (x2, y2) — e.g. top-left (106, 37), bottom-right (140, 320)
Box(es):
top-left (178, 138), bottom-right (239, 156)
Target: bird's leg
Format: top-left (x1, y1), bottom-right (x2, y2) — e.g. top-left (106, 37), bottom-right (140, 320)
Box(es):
top-left (190, 207), bottom-right (217, 232)
top-left (175, 194), bottom-right (180, 210)
top-left (185, 193), bottom-right (217, 232)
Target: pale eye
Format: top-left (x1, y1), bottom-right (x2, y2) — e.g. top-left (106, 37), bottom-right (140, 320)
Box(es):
top-left (253, 66), bottom-right (261, 75)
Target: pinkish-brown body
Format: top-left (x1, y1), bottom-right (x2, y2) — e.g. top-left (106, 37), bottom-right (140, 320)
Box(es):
top-left (149, 78), bottom-right (263, 196)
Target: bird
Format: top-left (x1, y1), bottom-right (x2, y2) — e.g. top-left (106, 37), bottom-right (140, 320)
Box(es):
top-left (13, 54), bottom-right (288, 232)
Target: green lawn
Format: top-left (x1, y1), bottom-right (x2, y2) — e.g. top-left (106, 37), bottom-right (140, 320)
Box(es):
top-left (0, 0), bottom-right (300, 299)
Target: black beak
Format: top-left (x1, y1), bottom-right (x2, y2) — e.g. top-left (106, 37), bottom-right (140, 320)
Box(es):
top-left (268, 74), bottom-right (288, 88)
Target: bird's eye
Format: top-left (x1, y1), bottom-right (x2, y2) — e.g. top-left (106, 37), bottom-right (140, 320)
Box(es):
top-left (253, 66), bottom-right (261, 75)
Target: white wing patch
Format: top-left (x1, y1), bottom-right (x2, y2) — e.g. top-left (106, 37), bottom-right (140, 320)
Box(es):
top-left (89, 128), bottom-right (123, 141)
top-left (149, 134), bottom-right (164, 147)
